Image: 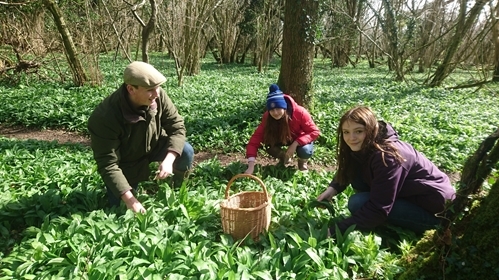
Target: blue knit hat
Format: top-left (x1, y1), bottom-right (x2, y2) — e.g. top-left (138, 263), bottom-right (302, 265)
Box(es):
top-left (266, 84), bottom-right (287, 110)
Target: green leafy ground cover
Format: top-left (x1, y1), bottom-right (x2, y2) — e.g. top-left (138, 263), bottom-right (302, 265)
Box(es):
top-left (0, 56), bottom-right (498, 279)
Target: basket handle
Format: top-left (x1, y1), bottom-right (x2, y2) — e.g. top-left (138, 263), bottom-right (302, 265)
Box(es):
top-left (225, 174), bottom-right (269, 201)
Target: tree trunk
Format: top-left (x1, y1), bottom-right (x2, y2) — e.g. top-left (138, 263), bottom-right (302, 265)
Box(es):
top-left (141, 0), bottom-right (158, 63)
top-left (254, 3), bottom-right (282, 71)
top-left (333, 45), bottom-right (349, 67)
top-left (239, 37), bottom-right (255, 64)
top-left (380, 0), bottom-right (403, 81)
top-left (329, 0), bottom-right (363, 68)
top-left (278, 0), bottom-right (319, 108)
top-left (415, 0), bottom-right (442, 73)
top-left (28, 9), bottom-right (46, 56)
top-left (212, 0), bottom-right (246, 64)
top-left (42, 0), bottom-right (87, 86)
top-left (445, 127), bottom-right (499, 225)
top-left (205, 34), bottom-right (222, 63)
top-left (493, 2), bottom-right (499, 82)
top-left (126, 0), bottom-right (158, 63)
top-left (159, 0), bottom-right (216, 86)
top-left (428, 0), bottom-right (487, 87)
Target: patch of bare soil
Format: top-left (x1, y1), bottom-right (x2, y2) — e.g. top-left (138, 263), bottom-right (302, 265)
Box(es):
top-left (0, 125), bottom-right (90, 146)
top-left (0, 124), bottom-right (336, 173)
top-left (0, 124), bottom-right (459, 180)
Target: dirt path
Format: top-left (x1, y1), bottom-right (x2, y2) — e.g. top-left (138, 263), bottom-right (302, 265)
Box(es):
top-left (0, 124), bottom-right (335, 172)
top-left (0, 125), bottom-right (90, 145)
top-left (0, 125), bottom-right (461, 182)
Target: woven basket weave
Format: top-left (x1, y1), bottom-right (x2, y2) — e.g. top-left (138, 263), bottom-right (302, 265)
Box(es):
top-left (220, 174), bottom-right (272, 241)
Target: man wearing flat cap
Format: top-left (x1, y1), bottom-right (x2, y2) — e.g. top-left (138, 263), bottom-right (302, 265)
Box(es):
top-left (88, 61), bottom-right (193, 213)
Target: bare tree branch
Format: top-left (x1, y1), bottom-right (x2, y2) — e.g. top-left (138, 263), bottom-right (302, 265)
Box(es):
top-left (124, 0), bottom-right (147, 27)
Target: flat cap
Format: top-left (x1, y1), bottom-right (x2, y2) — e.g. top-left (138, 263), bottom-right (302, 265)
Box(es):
top-left (123, 61), bottom-right (166, 88)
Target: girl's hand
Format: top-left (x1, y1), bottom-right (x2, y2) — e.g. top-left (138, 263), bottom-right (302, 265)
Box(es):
top-left (244, 161), bottom-right (255, 174)
top-left (317, 187), bottom-right (338, 202)
top-left (285, 141), bottom-right (299, 159)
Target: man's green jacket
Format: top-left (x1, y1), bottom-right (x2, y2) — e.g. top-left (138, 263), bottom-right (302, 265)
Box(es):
top-left (88, 84), bottom-right (186, 198)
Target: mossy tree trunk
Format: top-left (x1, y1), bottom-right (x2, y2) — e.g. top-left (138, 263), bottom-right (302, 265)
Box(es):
top-left (277, 0), bottom-right (319, 109)
top-left (446, 128), bottom-right (499, 224)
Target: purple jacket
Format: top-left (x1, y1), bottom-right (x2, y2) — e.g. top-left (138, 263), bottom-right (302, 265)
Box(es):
top-left (329, 123), bottom-right (456, 232)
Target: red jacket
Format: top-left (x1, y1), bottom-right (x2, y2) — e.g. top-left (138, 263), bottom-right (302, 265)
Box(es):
top-left (246, 95), bottom-right (320, 158)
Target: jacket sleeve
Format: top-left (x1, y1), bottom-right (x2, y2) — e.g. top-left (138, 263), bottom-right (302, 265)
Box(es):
top-left (88, 112), bottom-right (132, 198)
top-left (328, 174), bottom-right (348, 194)
top-left (159, 89), bottom-right (186, 155)
top-left (293, 106), bottom-right (320, 145)
top-left (246, 113), bottom-right (268, 158)
top-left (336, 154), bottom-right (407, 233)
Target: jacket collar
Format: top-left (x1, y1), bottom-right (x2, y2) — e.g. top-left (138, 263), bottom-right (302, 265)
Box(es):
top-left (119, 84), bottom-right (147, 123)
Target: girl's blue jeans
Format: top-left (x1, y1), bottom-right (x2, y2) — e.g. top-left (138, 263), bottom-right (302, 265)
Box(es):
top-left (296, 143), bottom-right (314, 159)
top-left (348, 176), bottom-right (441, 235)
top-left (266, 142), bottom-right (314, 159)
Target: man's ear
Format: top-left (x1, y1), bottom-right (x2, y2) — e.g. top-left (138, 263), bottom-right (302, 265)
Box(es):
top-left (126, 84), bottom-right (135, 94)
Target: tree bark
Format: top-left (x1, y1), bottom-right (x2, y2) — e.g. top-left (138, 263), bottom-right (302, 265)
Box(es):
top-left (444, 127), bottom-right (499, 225)
top-left (42, 0), bottom-right (87, 86)
top-left (278, 0), bottom-right (319, 108)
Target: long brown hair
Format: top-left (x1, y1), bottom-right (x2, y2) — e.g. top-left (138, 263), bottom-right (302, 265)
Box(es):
top-left (263, 111), bottom-right (292, 146)
top-left (335, 106), bottom-right (405, 185)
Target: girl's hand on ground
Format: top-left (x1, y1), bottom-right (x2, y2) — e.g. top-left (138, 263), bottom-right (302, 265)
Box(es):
top-left (285, 141), bottom-right (299, 160)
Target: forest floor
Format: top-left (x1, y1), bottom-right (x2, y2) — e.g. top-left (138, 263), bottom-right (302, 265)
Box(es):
top-left (0, 124), bottom-right (461, 182)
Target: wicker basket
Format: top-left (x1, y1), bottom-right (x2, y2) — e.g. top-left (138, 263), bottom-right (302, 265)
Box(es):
top-left (220, 174), bottom-right (272, 241)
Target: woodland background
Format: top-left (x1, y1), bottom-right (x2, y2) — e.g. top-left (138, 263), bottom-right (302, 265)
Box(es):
top-left (1, 0), bottom-right (499, 279)
top-left (1, 0), bottom-right (499, 97)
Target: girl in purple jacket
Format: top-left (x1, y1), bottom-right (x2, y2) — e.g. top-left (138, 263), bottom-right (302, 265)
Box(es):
top-left (245, 84), bottom-right (320, 174)
top-left (317, 106), bottom-right (455, 235)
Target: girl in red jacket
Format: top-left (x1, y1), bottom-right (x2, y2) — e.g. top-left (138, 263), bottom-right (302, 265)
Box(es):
top-left (244, 84), bottom-right (320, 174)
